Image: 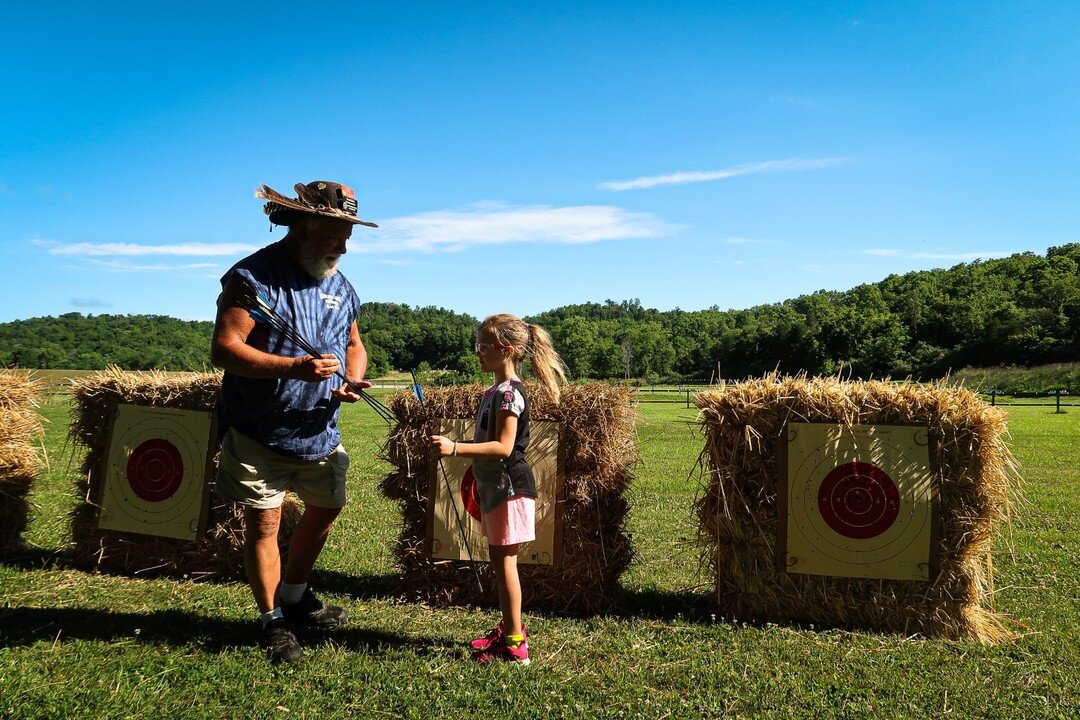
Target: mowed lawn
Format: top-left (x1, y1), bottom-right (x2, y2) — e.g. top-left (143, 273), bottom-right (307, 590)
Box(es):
top-left (1, 391), bottom-right (1077, 719)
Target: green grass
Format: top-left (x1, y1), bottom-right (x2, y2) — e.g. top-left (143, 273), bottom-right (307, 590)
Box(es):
top-left (951, 362), bottom-right (1080, 395)
top-left (1, 394), bottom-right (1077, 719)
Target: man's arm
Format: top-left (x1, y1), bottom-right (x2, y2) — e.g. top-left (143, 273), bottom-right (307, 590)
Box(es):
top-left (332, 320), bottom-right (370, 401)
top-left (344, 321), bottom-right (367, 383)
top-left (210, 274), bottom-right (340, 382)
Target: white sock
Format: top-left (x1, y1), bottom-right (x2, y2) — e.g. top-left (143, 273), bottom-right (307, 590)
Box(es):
top-left (279, 582), bottom-right (308, 605)
top-left (260, 608), bottom-right (283, 627)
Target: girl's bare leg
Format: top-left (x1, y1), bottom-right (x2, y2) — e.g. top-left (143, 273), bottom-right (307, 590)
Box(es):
top-left (489, 543), bottom-right (522, 637)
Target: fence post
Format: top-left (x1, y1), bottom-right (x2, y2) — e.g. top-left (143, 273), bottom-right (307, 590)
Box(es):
top-left (1056, 389), bottom-right (1063, 414)
top-left (990, 390), bottom-right (995, 406)
top-left (686, 388), bottom-right (691, 409)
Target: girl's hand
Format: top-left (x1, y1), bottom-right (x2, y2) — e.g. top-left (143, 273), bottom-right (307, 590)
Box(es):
top-left (430, 435), bottom-right (456, 457)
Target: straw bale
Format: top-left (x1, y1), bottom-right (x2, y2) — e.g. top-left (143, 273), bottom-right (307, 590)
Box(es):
top-left (67, 368), bottom-right (301, 580)
top-left (694, 374), bottom-right (1019, 642)
top-left (0, 370), bottom-right (45, 552)
top-left (380, 382), bottom-right (637, 613)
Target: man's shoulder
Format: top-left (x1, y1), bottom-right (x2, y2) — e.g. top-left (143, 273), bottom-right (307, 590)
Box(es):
top-left (223, 242), bottom-right (284, 283)
top-left (236, 241), bottom-right (285, 270)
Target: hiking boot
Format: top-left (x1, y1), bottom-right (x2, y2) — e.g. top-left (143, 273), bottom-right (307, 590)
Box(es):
top-left (258, 618), bottom-right (303, 664)
top-left (281, 588), bottom-right (348, 627)
top-left (470, 620), bottom-right (528, 651)
top-left (471, 635), bottom-right (531, 665)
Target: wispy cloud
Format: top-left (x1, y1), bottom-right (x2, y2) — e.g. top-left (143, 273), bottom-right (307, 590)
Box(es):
top-left (36, 206), bottom-right (669, 259)
top-left (864, 249), bottom-right (1014, 261)
top-left (598, 157), bottom-right (850, 191)
top-left (354, 203), bottom-right (672, 254)
top-left (87, 259), bottom-right (219, 272)
top-left (45, 242), bottom-right (259, 257)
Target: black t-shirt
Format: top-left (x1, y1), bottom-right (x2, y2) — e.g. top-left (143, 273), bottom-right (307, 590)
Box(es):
top-left (471, 378), bottom-right (536, 512)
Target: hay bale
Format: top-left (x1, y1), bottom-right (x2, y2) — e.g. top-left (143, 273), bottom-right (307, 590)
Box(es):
top-left (381, 382), bottom-right (637, 613)
top-left (67, 367), bottom-right (301, 580)
top-left (0, 370), bottom-right (45, 553)
top-left (694, 375), bottom-right (1018, 642)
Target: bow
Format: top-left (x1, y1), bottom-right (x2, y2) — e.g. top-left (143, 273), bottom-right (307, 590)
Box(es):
top-left (412, 368), bottom-right (484, 593)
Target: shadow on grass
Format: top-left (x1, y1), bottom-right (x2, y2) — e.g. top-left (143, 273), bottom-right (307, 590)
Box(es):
top-left (615, 586), bottom-right (715, 623)
top-left (309, 568), bottom-right (401, 602)
top-left (0, 546), bottom-right (68, 571)
top-left (0, 606), bottom-right (455, 656)
top-left (0, 548), bottom-right (403, 604)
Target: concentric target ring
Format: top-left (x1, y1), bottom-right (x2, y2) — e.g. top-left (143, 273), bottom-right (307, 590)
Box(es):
top-left (126, 438), bottom-right (185, 502)
top-left (459, 466), bottom-right (482, 522)
top-left (817, 461), bottom-right (899, 539)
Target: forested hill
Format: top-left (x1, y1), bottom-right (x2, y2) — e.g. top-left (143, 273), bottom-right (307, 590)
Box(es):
top-left (1, 244), bottom-right (1078, 380)
top-left (0, 314), bottom-right (214, 371)
top-left (0, 304), bottom-right (479, 377)
top-left (533, 243), bottom-right (1080, 380)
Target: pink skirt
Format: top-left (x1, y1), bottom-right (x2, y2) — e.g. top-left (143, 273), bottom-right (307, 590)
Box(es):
top-left (481, 495), bottom-right (536, 546)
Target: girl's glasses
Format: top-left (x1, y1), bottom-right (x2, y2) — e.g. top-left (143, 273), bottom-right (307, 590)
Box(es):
top-left (475, 342), bottom-right (510, 353)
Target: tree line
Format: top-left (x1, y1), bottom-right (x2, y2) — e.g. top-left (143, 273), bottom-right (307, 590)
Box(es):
top-left (531, 243), bottom-right (1080, 381)
top-left (1, 244), bottom-right (1077, 381)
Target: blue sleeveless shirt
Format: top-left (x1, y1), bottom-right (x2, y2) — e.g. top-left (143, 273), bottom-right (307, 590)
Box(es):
top-left (219, 241), bottom-right (361, 460)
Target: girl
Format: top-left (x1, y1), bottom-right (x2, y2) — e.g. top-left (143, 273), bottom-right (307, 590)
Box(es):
top-left (431, 313), bottom-right (566, 664)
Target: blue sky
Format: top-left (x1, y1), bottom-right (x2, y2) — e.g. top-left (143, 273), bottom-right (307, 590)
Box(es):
top-left (2, 2), bottom-right (1077, 323)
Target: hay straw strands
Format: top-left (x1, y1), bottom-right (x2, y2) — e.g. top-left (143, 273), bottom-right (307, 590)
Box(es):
top-left (67, 368), bottom-right (301, 580)
top-left (237, 279), bottom-right (394, 424)
top-left (380, 382), bottom-right (637, 613)
top-left (0, 370), bottom-right (45, 553)
top-left (693, 374), bottom-right (1019, 642)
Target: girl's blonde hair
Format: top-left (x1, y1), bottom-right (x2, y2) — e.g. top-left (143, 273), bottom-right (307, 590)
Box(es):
top-left (478, 313), bottom-right (567, 403)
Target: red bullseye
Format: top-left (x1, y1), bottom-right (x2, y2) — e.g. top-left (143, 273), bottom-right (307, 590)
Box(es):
top-left (817, 461), bottom-right (899, 539)
top-left (126, 438), bottom-right (184, 502)
top-left (460, 466), bottom-right (482, 521)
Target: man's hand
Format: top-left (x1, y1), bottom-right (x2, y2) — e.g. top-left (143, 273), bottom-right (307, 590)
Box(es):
top-left (332, 378), bottom-right (371, 403)
top-left (292, 354), bottom-right (342, 382)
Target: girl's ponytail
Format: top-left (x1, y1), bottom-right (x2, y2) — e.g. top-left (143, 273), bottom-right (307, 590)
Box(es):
top-left (526, 322), bottom-right (567, 403)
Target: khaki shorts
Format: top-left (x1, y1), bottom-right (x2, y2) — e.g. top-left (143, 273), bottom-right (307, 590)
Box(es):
top-left (214, 428), bottom-right (349, 510)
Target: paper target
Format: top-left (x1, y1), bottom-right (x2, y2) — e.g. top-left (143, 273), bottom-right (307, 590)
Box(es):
top-left (817, 461), bottom-right (900, 539)
top-left (98, 404), bottom-right (214, 541)
top-left (779, 423), bottom-right (937, 581)
top-left (460, 466), bottom-right (482, 522)
top-left (428, 418), bottom-right (563, 566)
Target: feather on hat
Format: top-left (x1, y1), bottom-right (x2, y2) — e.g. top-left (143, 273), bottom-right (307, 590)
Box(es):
top-left (255, 181), bottom-right (378, 228)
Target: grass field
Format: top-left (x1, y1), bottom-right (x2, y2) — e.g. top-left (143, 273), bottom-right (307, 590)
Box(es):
top-left (1, 391), bottom-right (1077, 719)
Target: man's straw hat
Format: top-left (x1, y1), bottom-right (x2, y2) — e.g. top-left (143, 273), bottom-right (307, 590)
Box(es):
top-left (255, 181), bottom-right (378, 228)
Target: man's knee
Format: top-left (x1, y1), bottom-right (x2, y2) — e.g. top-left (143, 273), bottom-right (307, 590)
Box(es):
top-left (303, 504), bottom-right (342, 524)
top-left (245, 506), bottom-right (282, 542)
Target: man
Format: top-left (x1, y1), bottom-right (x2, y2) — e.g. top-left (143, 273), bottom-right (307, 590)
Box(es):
top-left (211, 180), bottom-right (377, 663)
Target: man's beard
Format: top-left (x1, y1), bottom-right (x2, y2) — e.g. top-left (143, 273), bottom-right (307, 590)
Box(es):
top-left (298, 250), bottom-right (340, 280)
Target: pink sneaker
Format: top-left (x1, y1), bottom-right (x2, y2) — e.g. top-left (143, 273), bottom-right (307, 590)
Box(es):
top-left (471, 635), bottom-right (530, 665)
top-left (469, 620), bottom-right (527, 651)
